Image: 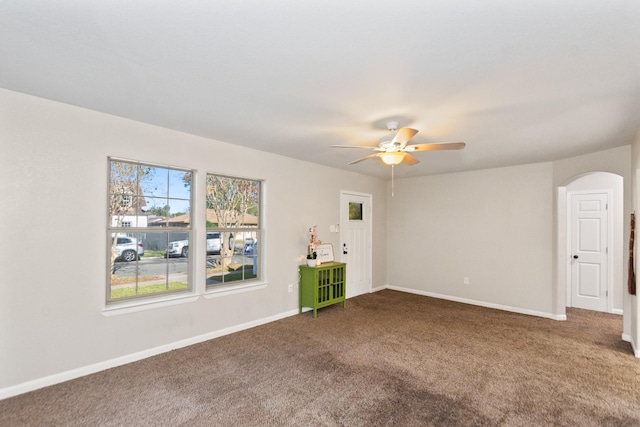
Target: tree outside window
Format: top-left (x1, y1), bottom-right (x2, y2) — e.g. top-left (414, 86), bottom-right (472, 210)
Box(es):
top-left (204, 174), bottom-right (261, 287)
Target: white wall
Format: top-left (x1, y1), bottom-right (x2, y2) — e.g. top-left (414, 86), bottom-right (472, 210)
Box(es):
top-left (0, 89), bottom-right (388, 394)
top-left (386, 162), bottom-right (555, 316)
top-left (387, 145), bottom-right (633, 322)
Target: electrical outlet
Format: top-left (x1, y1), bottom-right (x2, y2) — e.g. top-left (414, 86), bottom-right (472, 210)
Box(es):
top-left (463, 277), bottom-right (470, 285)
top-left (288, 284), bottom-right (294, 293)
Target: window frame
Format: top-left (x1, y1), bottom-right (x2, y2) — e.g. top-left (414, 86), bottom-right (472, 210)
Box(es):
top-left (106, 157), bottom-right (195, 305)
top-left (204, 172), bottom-right (263, 290)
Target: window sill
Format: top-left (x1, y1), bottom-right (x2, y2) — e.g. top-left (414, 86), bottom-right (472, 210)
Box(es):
top-left (102, 292), bottom-right (199, 317)
top-left (204, 280), bottom-right (268, 299)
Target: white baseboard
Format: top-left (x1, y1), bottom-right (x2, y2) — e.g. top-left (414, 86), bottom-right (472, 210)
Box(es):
top-left (1, 287), bottom-right (627, 399)
top-left (385, 285), bottom-right (567, 321)
top-left (630, 336), bottom-right (640, 358)
top-left (0, 308), bottom-right (300, 401)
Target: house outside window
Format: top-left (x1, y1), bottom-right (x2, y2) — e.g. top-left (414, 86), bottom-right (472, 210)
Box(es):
top-left (205, 173), bottom-right (261, 287)
top-left (120, 194), bottom-right (132, 209)
top-left (107, 158), bottom-right (193, 303)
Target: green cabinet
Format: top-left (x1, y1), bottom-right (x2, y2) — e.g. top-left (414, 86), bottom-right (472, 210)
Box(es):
top-left (299, 262), bottom-right (346, 318)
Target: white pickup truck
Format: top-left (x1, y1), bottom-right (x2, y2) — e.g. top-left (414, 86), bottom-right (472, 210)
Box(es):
top-left (167, 232), bottom-right (221, 258)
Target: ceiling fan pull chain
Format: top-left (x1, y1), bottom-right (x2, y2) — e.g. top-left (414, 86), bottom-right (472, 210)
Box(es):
top-left (391, 164), bottom-right (395, 197)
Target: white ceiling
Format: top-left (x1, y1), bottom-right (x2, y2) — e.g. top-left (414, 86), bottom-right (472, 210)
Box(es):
top-left (1, 1), bottom-right (639, 179)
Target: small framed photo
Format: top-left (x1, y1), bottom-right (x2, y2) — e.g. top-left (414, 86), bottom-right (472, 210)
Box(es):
top-left (316, 244), bottom-right (334, 263)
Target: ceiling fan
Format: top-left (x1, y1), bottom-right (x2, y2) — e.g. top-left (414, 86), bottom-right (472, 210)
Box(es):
top-left (332, 121), bottom-right (465, 167)
top-left (332, 121), bottom-right (466, 196)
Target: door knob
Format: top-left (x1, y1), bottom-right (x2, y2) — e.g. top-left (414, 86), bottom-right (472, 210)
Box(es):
top-left (343, 243), bottom-right (348, 255)
top-left (573, 255), bottom-right (579, 259)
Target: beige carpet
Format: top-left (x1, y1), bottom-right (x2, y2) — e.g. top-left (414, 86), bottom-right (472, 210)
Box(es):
top-left (1, 290), bottom-right (639, 426)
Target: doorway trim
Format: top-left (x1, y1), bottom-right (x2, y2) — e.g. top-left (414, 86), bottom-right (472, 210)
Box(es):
top-left (557, 172), bottom-right (623, 316)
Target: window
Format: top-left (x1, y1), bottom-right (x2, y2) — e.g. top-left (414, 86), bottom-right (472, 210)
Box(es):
top-left (108, 158), bottom-right (193, 303)
top-left (349, 202), bottom-right (363, 220)
top-left (205, 174), bottom-right (261, 287)
top-left (120, 194), bottom-right (132, 209)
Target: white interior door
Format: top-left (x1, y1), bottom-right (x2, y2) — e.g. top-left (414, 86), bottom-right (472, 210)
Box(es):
top-left (569, 192), bottom-right (609, 312)
top-left (340, 191), bottom-right (372, 298)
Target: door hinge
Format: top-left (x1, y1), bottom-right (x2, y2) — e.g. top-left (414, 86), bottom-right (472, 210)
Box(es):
top-left (606, 290), bottom-right (608, 297)
top-left (606, 247), bottom-right (608, 254)
top-left (606, 203), bottom-right (608, 210)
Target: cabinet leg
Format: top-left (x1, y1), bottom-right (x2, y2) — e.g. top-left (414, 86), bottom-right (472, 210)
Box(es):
top-left (313, 308), bottom-right (317, 318)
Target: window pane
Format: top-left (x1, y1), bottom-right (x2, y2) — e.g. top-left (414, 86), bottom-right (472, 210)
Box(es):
top-left (205, 173), bottom-right (261, 288)
top-left (140, 167), bottom-right (191, 217)
top-left (169, 169), bottom-right (191, 200)
top-left (144, 197), bottom-right (169, 227)
top-left (168, 198), bottom-right (191, 218)
top-left (349, 202), bottom-right (363, 220)
top-left (109, 161), bottom-right (141, 227)
top-left (167, 231), bottom-right (190, 258)
top-left (206, 231), bottom-right (259, 285)
top-left (109, 231), bottom-right (190, 301)
top-left (205, 175), bottom-right (260, 228)
top-left (143, 166), bottom-right (169, 198)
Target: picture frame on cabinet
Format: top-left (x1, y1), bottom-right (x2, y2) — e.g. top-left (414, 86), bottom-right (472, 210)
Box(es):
top-left (316, 244), bottom-right (334, 263)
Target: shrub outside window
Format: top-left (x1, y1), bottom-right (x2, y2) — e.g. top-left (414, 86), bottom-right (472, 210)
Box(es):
top-left (107, 158), bottom-right (193, 303)
top-left (205, 174), bottom-right (261, 287)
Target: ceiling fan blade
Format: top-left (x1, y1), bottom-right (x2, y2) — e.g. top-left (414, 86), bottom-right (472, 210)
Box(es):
top-left (349, 153), bottom-right (380, 165)
top-left (332, 144), bottom-right (379, 151)
top-left (402, 153), bottom-right (420, 166)
top-left (391, 128), bottom-right (418, 145)
top-left (406, 142), bottom-right (466, 152)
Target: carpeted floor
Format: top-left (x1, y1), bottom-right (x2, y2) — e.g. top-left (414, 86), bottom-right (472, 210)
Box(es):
top-left (2, 290), bottom-right (639, 426)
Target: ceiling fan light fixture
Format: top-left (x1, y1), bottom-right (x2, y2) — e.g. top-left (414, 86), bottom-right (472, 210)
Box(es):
top-left (380, 152), bottom-right (406, 165)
